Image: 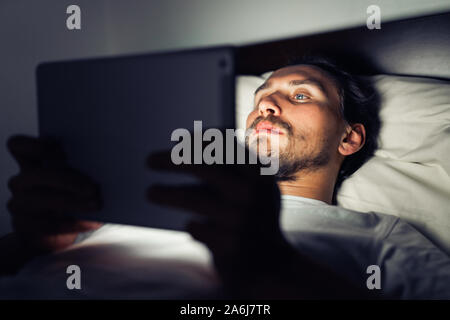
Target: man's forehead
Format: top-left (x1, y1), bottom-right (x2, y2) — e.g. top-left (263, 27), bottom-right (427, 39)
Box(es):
top-left (269, 64), bottom-right (330, 82)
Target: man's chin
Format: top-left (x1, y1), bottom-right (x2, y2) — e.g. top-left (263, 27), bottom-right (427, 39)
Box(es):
top-left (247, 134), bottom-right (287, 156)
top-left (248, 143), bottom-right (284, 160)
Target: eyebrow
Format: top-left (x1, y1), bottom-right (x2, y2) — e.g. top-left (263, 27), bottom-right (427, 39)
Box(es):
top-left (254, 78), bottom-right (328, 97)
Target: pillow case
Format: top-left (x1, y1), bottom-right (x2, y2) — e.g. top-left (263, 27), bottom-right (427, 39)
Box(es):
top-left (235, 74), bottom-right (450, 254)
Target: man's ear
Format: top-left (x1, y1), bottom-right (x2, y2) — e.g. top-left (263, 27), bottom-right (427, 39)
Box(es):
top-left (338, 123), bottom-right (366, 156)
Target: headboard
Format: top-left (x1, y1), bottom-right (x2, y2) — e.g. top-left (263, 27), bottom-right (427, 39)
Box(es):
top-left (235, 12), bottom-right (450, 80)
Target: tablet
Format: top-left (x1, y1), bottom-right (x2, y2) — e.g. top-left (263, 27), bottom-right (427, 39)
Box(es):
top-left (36, 47), bottom-right (235, 230)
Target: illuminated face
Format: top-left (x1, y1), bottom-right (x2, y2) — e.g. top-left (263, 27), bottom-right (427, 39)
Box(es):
top-left (245, 65), bottom-right (345, 180)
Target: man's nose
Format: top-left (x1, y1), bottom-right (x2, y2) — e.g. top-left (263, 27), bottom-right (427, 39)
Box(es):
top-left (258, 96), bottom-right (281, 117)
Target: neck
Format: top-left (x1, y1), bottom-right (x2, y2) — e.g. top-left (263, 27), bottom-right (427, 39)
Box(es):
top-left (277, 166), bottom-right (338, 205)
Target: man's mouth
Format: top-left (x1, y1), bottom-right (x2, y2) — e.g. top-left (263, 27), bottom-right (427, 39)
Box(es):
top-left (255, 121), bottom-right (284, 135)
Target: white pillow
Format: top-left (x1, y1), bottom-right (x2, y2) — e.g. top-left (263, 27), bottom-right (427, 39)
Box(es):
top-left (235, 74), bottom-right (450, 254)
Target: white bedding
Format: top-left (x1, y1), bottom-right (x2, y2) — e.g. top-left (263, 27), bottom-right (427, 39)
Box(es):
top-left (0, 225), bottom-right (221, 299)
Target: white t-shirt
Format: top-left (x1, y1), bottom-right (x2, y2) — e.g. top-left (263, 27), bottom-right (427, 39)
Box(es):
top-left (1, 195), bottom-right (449, 299)
top-left (280, 195), bottom-right (450, 299)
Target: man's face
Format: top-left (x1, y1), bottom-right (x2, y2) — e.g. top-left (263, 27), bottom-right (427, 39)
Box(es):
top-left (245, 65), bottom-right (345, 180)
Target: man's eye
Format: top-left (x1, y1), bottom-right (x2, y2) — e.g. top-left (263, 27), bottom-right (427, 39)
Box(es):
top-left (294, 93), bottom-right (309, 101)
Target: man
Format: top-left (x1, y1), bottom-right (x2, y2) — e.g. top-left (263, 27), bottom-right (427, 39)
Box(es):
top-left (2, 57), bottom-right (450, 299)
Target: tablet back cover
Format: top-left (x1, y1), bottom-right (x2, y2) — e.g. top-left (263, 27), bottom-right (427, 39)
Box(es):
top-left (37, 47), bottom-right (235, 230)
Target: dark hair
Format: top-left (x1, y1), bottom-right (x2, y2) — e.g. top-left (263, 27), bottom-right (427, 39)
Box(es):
top-left (285, 55), bottom-right (381, 203)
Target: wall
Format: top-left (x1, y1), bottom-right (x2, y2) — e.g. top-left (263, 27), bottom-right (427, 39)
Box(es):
top-left (0, 0), bottom-right (112, 236)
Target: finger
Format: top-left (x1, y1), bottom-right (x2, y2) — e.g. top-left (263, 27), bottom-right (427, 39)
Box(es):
top-left (11, 213), bottom-right (103, 235)
top-left (8, 168), bottom-right (99, 198)
top-left (7, 135), bottom-right (66, 171)
top-left (147, 184), bottom-right (243, 228)
top-left (147, 150), bottom-right (260, 200)
top-left (7, 190), bottom-right (102, 218)
top-left (147, 149), bottom-right (262, 178)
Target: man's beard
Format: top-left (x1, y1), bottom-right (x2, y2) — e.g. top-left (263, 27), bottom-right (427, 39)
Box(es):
top-left (245, 114), bottom-right (331, 181)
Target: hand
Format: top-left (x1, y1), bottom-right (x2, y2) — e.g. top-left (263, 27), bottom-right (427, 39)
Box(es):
top-left (6, 135), bottom-right (103, 255)
top-left (146, 148), bottom-right (291, 297)
top-left (146, 148), bottom-right (378, 299)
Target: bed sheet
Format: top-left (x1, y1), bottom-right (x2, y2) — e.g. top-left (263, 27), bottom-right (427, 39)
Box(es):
top-left (0, 224), bottom-right (222, 299)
